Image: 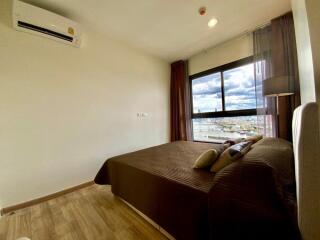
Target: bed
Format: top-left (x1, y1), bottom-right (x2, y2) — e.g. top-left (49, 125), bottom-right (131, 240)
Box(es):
top-left (95, 138), bottom-right (301, 240)
top-left (95, 141), bottom-right (224, 239)
top-left (292, 102), bottom-right (320, 240)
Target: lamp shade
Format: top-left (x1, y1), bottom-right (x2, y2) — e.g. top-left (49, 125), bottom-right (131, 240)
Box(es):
top-left (263, 76), bottom-right (294, 97)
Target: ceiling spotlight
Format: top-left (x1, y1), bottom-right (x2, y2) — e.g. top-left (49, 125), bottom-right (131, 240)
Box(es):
top-left (208, 18), bottom-right (218, 28)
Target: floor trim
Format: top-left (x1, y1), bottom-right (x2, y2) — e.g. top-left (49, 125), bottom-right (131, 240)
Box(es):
top-left (0, 181), bottom-right (94, 216)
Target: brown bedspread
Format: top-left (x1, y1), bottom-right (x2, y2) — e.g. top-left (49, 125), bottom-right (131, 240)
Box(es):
top-left (95, 140), bottom-right (300, 240)
top-left (95, 141), bottom-right (224, 239)
top-left (95, 141), bottom-right (224, 192)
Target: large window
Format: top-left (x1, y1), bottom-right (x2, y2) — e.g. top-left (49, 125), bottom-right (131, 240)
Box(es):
top-left (190, 57), bottom-right (260, 142)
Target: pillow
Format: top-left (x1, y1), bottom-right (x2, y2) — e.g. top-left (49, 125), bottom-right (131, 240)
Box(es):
top-left (245, 135), bottom-right (263, 143)
top-left (210, 141), bottom-right (253, 173)
top-left (224, 138), bottom-right (245, 146)
top-left (193, 149), bottom-right (219, 169)
top-left (252, 137), bottom-right (292, 148)
top-left (223, 143), bottom-right (231, 150)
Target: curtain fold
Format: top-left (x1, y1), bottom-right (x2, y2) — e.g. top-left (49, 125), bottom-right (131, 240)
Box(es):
top-left (271, 12), bottom-right (301, 140)
top-left (170, 60), bottom-right (192, 141)
top-left (253, 26), bottom-right (277, 137)
top-left (253, 12), bottom-right (300, 140)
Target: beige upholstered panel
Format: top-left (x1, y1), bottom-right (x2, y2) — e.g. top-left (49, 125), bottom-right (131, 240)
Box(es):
top-left (292, 102), bottom-right (320, 240)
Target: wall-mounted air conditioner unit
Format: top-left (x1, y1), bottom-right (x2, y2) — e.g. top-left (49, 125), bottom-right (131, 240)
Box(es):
top-left (12, 0), bottom-right (82, 47)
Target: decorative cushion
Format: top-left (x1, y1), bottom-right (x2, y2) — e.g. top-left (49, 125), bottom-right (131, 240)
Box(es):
top-left (210, 141), bottom-right (253, 173)
top-left (224, 138), bottom-right (244, 146)
top-left (193, 149), bottom-right (219, 169)
top-left (245, 135), bottom-right (263, 143)
top-left (223, 143), bottom-right (231, 149)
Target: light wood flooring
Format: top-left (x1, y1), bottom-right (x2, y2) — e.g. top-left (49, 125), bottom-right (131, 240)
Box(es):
top-left (0, 185), bottom-right (168, 240)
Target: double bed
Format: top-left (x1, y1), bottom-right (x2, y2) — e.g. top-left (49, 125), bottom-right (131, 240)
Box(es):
top-left (95, 139), bottom-right (300, 240)
top-left (95, 141), bottom-right (224, 239)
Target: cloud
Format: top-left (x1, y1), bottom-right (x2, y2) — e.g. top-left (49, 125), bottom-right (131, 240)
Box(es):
top-left (193, 94), bottom-right (222, 113)
top-left (192, 63), bottom-right (257, 113)
top-left (192, 73), bottom-right (222, 96)
top-left (223, 64), bottom-right (256, 110)
top-left (225, 86), bottom-right (256, 96)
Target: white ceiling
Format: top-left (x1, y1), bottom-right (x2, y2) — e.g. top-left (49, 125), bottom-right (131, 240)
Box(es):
top-left (22, 0), bottom-right (291, 62)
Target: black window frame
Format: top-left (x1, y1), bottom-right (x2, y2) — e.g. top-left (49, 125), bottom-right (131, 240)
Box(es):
top-left (190, 56), bottom-right (257, 140)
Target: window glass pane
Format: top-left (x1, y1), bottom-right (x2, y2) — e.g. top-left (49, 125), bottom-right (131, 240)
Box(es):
top-left (192, 116), bottom-right (260, 142)
top-left (223, 63), bottom-right (256, 111)
top-left (192, 73), bottom-right (222, 113)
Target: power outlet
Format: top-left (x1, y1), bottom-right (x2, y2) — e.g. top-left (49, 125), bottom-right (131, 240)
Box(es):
top-left (137, 113), bottom-right (149, 118)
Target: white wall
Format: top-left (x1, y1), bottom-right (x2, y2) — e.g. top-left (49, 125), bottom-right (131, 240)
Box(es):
top-left (291, 0), bottom-right (317, 104)
top-left (0, 1), bottom-right (170, 208)
top-left (188, 34), bottom-right (253, 75)
top-left (305, 0), bottom-right (320, 103)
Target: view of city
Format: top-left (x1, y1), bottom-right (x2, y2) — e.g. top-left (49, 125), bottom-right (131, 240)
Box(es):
top-left (191, 63), bottom-right (274, 142)
top-left (193, 115), bottom-right (273, 142)
top-left (192, 116), bottom-right (259, 142)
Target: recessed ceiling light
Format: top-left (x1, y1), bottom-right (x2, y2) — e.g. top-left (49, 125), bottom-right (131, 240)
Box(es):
top-left (208, 18), bottom-right (218, 28)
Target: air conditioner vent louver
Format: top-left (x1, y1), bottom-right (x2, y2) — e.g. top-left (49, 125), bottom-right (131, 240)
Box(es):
top-left (13, 0), bottom-right (82, 47)
top-left (17, 21), bottom-right (73, 42)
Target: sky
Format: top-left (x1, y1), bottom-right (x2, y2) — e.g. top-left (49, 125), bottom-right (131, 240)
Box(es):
top-left (192, 63), bottom-right (258, 113)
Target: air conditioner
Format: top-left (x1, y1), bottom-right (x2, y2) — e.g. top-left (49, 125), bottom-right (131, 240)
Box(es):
top-left (12, 0), bottom-right (82, 47)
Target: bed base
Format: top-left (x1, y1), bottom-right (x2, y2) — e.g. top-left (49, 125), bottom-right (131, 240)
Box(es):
top-left (118, 197), bottom-right (176, 240)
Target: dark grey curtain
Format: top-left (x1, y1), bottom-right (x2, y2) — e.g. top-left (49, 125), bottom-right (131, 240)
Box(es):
top-left (253, 12), bottom-right (300, 139)
top-left (271, 12), bottom-right (301, 140)
top-left (253, 26), bottom-right (277, 137)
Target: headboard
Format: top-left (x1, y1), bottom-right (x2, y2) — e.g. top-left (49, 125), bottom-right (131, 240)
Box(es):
top-left (292, 102), bottom-right (320, 240)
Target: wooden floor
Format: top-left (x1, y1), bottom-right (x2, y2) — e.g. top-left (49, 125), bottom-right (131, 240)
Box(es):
top-left (0, 185), bottom-right (168, 240)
